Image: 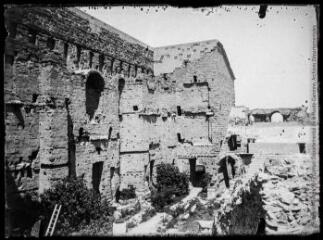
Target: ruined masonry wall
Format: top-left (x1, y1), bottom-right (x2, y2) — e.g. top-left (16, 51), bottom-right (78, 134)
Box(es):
top-left (4, 6), bottom-right (153, 197)
top-left (5, 6), bottom-right (235, 198)
top-left (119, 48), bottom-right (235, 190)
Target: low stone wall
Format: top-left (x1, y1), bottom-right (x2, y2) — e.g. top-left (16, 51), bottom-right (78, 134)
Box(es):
top-left (249, 142), bottom-right (300, 154)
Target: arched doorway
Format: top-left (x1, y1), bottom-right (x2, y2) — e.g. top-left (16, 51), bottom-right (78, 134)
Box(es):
top-left (85, 71), bottom-right (105, 120)
top-left (271, 111), bottom-right (283, 123)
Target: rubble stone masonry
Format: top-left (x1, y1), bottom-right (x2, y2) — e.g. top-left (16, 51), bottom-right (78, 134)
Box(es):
top-left (4, 6), bottom-right (235, 200)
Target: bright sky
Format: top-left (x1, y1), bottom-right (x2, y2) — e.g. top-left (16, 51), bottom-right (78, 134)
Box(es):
top-left (79, 5), bottom-right (317, 109)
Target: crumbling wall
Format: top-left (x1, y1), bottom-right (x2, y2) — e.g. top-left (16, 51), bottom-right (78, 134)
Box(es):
top-left (119, 45), bottom-right (235, 190)
top-left (4, 5), bottom-right (153, 198)
top-left (5, 6), bottom-right (235, 201)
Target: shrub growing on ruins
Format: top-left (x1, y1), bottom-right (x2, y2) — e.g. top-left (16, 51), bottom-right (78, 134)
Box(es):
top-left (39, 177), bottom-right (114, 236)
top-left (119, 185), bottom-right (136, 200)
top-left (151, 163), bottom-right (189, 211)
top-left (198, 172), bottom-right (212, 192)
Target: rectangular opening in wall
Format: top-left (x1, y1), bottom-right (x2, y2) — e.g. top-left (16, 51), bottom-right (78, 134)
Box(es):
top-left (193, 75), bottom-right (197, 83)
top-left (149, 160), bottom-right (155, 182)
top-left (64, 43), bottom-right (68, 61)
top-left (92, 161), bottom-right (104, 194)
top-left (89, 52), bottom-right (93, 68)
top-left (133, 105), bottom-right (138, 111)
top-left (110, 167), bottom-right (115, 180)
top-left (76, 46), bottom-right (81, 66)
top-left (26, 166), bottom-right (32, 178)
top-left (99, 54), bottom-right (104, 71)
top-left (47, 38), bottom-right (55, 50)
top-left (298, 143), bottom-right (306, 153)
top-left (177, 133), bottom-right (182, 143)
top-left (177, 106), bottom-right (182, 116)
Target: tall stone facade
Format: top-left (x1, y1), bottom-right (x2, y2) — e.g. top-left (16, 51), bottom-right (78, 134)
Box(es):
top-left (4, 6), bottom-right (235, 200)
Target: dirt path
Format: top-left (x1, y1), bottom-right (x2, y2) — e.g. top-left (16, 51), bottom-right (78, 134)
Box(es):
top-left (126, 213), bottom-right (164, 236)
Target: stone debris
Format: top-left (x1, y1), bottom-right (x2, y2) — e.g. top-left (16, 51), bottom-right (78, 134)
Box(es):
top-left (259, 154), bottom-right (320, 235)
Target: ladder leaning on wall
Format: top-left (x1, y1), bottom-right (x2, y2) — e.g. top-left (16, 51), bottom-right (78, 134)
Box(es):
top-left (45, 204), bottom-right (62, 237)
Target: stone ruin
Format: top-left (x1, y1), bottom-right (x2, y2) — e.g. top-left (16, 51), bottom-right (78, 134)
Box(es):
top-left (4, 6), bottom-right (236, 202)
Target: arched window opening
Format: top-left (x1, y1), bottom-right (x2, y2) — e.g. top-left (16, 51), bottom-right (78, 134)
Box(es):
top-left (85, 72), bottom-right (105, 120)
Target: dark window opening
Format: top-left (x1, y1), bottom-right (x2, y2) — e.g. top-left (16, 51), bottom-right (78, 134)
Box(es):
top-left (32, 94), bottom-right (38, 103)
top-left (99, 54), bottom-right (104, 72)
top-left (298, 143), bottom-right (306, 153)
top-left (92, 161), bottom-right (104, 194)
top-left (163, 73), bottom-right (167, 80)
top-left (28, 149), bottom-right (39, 162)
top-left (89, 52), bottom-right (93, 68)
top-left (26, 166), bottom-right (32, 178)
top-left (118, 78), bottom-right (125, 95)
top-left (149, 160), bottom-right (155, 181)
top-left (177, 106), bottom-right (182, 116)
top-left (64, 43), bottom-right (68, 61)
top-left (25, 106), bottom-right (31, 114)
top-left (119, 114), bottom-right (123, 122)
top-left (177, 133), bottom-right (182, 143)
top-left (110, 59), bottom-right (114, 75)
top-left (228, 135), bottom-right (238, 151)
top-left (86, 72), bottom-right (105, 120)
top-left (108, 127), bottom-right (113, 139)
top-left (47, 38), bottom-right (55, 50)
top-left (96, 147), bottom-right (102, 155)
top-left (134, 66), bottom-right (138, 77)
top-left (110, 167), bottom-right (115, 180)
top-left (133, 105), bottom-right (138, 111)
top-left (76, 46), bottom-right (81, 66)
top-left (208, 105), bottom-right (211, 109)
top-left (79, 127), bottom-right (84, 138)
top-left (193, 75), bottom-right (197, 83)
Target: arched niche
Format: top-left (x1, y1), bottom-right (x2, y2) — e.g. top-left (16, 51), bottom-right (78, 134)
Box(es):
top-left (85, 71), bottom-right (105, 120)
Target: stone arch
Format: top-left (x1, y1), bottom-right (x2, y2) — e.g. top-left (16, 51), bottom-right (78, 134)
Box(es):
top-left (85, 71), bottom-right (105, 120)
top-left (270, 111), bottom-right (283, 123)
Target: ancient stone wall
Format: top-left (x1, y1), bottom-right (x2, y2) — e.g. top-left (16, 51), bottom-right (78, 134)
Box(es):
top-left (5, 6), bottom-right (235, 200)
top-left (119, 46), bottom-right (235, 190)
top-left (4, 5), bottom-right (153, 197)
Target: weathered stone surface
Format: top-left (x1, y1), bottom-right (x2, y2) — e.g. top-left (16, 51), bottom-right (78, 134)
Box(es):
top-left (5, 9), bottom-right (236, 235)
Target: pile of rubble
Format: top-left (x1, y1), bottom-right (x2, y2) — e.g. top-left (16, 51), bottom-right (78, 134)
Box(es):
top-left (213, 173), bottom-right (265, 235)
top-left (212, 153), bottom-right (320, 235)
top-left (259, 154), bottom-right (320, 234)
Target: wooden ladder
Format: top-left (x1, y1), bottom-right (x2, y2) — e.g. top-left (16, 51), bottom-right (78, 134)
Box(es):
top-left (45, 204), bottom-right (62, 237)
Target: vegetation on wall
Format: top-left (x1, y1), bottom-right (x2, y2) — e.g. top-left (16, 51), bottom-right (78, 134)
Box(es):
top-left (39, 177), bottom-right (115, 236)
top-left (151, 163), bottom-right (189, 211)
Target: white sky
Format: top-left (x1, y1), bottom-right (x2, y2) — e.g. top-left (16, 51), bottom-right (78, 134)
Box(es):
top-left (79, 5), bottom-right (317, 109)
